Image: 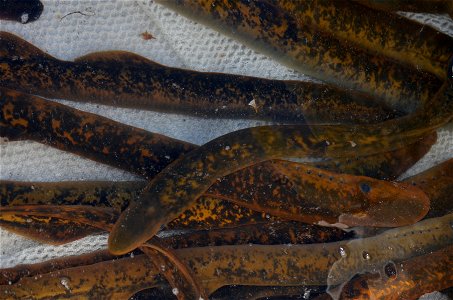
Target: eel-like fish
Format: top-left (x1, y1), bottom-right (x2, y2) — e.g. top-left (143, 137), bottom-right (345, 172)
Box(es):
top-left (2, 213), bottom-right (452, 298)
top-left (0, 0), bottom-right (43, 24)
top-left (109, 80), bottom-right (453, 254)
top-left (403, 158), bottom-right (453, 218)
top-left (156, 0), bottom-right (443, 113)
top-left (271, 0), bottom-right (453, 79)
top-left (0, 156), bottom-right (431, 230)
top-left (354, 0), bottom-right (453, 18)
top-left (333, 245), bottom-right (453, 300)
top-left (0, 253), bottom-right (163, 299)
top-left (0, 87), bottom-right (197, 179)
top-left (0, 203), bottom-right (351, 246)
top-left (0, 31), bottom-right (401, 124)
top-left (0, 85), bottom-right (436, 182)
top-left (0, 249), bottom-right (119, 286)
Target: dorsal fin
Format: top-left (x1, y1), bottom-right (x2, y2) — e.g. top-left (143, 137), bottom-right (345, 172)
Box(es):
top-left (0, 31), bottom-right (53, 60)
top-left (75, 50), bottom-right (163, 67)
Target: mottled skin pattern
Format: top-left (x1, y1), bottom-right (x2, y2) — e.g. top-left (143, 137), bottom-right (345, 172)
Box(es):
top-left (0, 180), bottom-right (145, 210)
top-left (0, 88), bottom-right (196, 179)
top-left (313, 131), bottom-right (437, 180)
top-left (0, 214), bottom-right (102, 245)
top-left (206, 160), bottom-right (429, 227)
top-left (0, 184), bottom-right (352, 247)
top-left (0, 32), bottom-right (401, 124)
top-left (355, 0), bottom-right (453, 18)
top-left (272, 0), bottom-right (453, 79)
top-left (0, 0), bottom-right (43, 23)
top-left (161, 221), bottom-right (353, 249)
top-left (0, 152), bottom-right (431, 233)
top-left (337, 245), bottom-right (453, 300)
top-left (0, 181), bottom-right (282, 243)
top-left (0, 249), bottom-right (120, 285)
top-left (0, 254), bottom-right (164, 299)
top-left (157, 0), bottom-right (443, 113)
top-left (0, 84), bottom-right (436, 183)
top-left (109, 81), bottom-right (453, 254)
top-left (326, 213), bottom-right (453, 287)
top-left (404, 158), bottom-right (453, 218)
top-left (1, 214), bottom-right (452, 298)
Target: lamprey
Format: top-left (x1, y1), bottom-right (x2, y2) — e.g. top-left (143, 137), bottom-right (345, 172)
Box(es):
top-left (0, 31), bottom-right (401, 124)
top-left (0, 253), bottom-right (164, 299)
top-left (156, 0), bottom-right (443, 113)
top-left (0, 249), bottom-right (119, 285)
top-left (0, 88), bottom-right (197, 179)
top-left (0, 202), bottom-right (352, 247)
top-left (333, 245), bottom-right (453, 300)
top-left (403, 158), bottom-right (453, 218)
top-left (3, 213), bottom-right (453, 298)
top-left (109, 80), bottom-right (453, 254)
top-left (354, 0), bottom-right (453, 18)
top-left (0, 86), bottom-right (436, 182)
top-left (0, 156), bottom-right (431, 230)
top-left (0, 0), bottom-right (43, 24)
top-left (271, 0), bottom-right (453, 79)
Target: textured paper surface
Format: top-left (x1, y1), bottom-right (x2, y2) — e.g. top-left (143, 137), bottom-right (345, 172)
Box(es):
top-left (0, 1), bottom-right (452, 297)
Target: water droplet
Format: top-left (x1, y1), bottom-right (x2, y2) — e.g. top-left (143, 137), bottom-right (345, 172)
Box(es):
top-left (60, 277), bottom-right (71, 290)
top-left (339, 246), bottom-right (347, 258)
top-left (20, 13), bottom-right (29, 24)
top-left (362, 251), bottom-right (371, 260)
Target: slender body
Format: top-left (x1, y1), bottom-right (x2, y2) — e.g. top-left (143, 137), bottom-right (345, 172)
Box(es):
top-left (336, 245), bottom-right (453, 300)
top-left (272, 0), bottom-right (453, 79)
top-left (0, 85), bottom-right (435, 182)
top-left (109, 81), bottom-right (453, 254)
top-left (0, 31), bottom-right (400, 124)
top-left (403, 158), bottom-right (453, 218)
top-left (157, 0), bottom-right (443, 113)
top-left (2, 213), bottom-right (453, 298)
top-left (0, 88), bottom-right (197, 179)
top-left (0, 156), bottom-right (431, 229)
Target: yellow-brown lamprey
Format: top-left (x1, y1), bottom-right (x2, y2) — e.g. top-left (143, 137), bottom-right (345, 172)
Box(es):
top-left (109, 79), bottom-right (453, 255)
top-left (156, 0), bottom-right (444, 113)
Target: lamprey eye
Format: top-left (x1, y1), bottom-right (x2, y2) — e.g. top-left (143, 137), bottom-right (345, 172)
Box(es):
top-left (359, 182), bottom-right (371, 193)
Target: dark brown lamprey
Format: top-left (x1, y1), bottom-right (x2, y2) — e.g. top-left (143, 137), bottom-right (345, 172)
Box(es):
top-left (354, 0), bottom-right (453, 18)
top-left (0, 84), bottom-right (436, 183)
top-left (204, 160), bottom-right (430, 227)
top-left (109, 80), bottom-right (453, 255)
top-left (0, 203), bottom-right (352, 247)
top-left (0, 253), bottom-right (165, 299)
top-left (0, 31), bottom-right (401, 124)
top-left (403, 158), bottom-right (453, 219)
top-left (156, 0), bottom-right (443, 113)
top-left (0, 0), bottom-right (43, 23)
top-left (0, 154), bottom-right (431, 230)
top-left (0, 249), bottom-right (119, 286)
top-left (271, 0), bottom-right (453, 80)
top-left (0, 88), bottom-right (197, 179)
top-left (328, 245), bottom-right (453, 300)
top-left (2, 213), bottom-right (453, 298)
